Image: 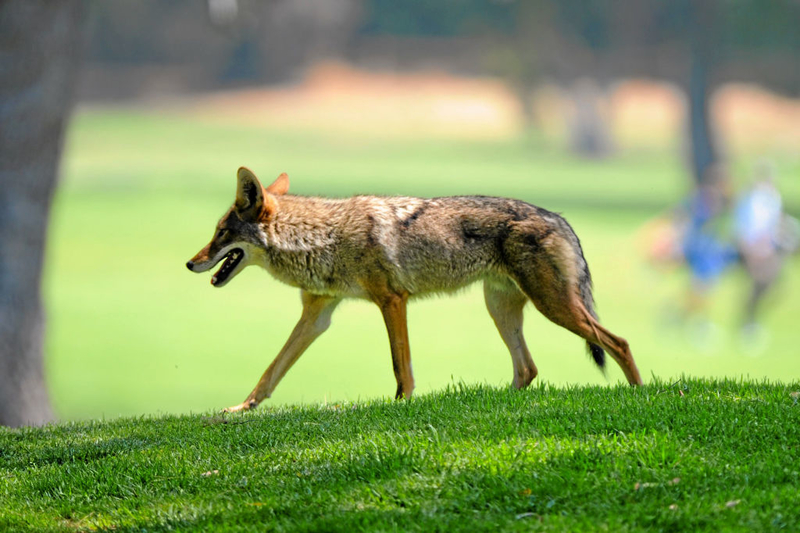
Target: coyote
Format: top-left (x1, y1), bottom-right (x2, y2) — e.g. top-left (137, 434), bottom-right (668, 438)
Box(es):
top-left (187, 167), bottom-right (642, 412)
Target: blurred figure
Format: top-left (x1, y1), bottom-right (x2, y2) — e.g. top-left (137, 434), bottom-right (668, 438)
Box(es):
top-left (642, 161), bottom-right (798, 353)
top-left (734, 161), bottom-right (798, 343)
top-left (639, 164), bottom-right (738, 350)
top-left (678, 165), bottom-right (738, 330)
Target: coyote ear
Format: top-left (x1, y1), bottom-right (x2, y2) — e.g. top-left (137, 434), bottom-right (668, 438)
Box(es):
top-left (266, 172), bottom-right (289, 196)
top-left (235, 166), bottom-right (265, 218)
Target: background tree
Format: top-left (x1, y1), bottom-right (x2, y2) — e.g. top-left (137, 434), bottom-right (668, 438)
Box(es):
top-left (0, 0), bottom-right (85, 427)
top-left (501, 0), bottom-right (800, 182)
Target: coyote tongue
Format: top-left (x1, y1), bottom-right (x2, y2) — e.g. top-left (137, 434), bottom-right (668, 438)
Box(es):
top-left (211, 248), bottom-right (244, 286)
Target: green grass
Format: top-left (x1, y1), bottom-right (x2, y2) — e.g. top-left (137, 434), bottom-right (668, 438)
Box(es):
top-left (2, 379), bottom-right (799, 532)
top-left (44, 108), bottom-right (800, 421)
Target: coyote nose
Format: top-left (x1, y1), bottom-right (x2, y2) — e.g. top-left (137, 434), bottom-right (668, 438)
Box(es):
top-left (186, 261), bottom-right (194, 271)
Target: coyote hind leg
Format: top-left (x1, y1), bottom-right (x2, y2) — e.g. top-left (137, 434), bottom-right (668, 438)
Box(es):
top-left (573, 307), bottom-right (642, 386)
top-left (484, 278), bottom-right (537, 389)
top-left (513, 269), bottom-right (643, 386)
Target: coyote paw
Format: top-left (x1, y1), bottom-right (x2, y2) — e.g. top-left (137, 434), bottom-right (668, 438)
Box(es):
top-left (222, 399), bottom-right (258, 413)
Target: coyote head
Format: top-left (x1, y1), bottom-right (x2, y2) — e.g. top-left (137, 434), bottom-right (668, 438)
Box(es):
top-left (186, 167), bottom-right (288, 287)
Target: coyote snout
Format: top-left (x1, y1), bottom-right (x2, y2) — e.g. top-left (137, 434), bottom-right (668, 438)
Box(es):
top-left (188, 167), bottom-right (643, 412)
top-left (186, 243), bottom-right (246, 287)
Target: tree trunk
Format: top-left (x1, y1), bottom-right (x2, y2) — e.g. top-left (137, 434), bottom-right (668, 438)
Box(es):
top-left (0, 0), bottom-right (85, 427)
top-left (687, 0), bottom-right (719, 186)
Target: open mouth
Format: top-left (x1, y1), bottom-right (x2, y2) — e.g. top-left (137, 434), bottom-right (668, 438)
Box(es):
top-left (211, 248), bottom-right (244, 286)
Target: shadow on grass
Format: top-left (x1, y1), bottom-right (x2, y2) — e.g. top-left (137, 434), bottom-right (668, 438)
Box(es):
top-left (86, 438), bottom-right (739, 533)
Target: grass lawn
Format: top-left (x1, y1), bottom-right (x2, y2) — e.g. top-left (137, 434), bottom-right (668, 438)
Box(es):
top-left (2, 379), bottom-right (799, 532)
top-left (44, 108), bottom-right (800, 421)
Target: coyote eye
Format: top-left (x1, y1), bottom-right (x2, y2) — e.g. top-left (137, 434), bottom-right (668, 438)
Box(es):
top-left (216, 229), bottom-right (228, 239)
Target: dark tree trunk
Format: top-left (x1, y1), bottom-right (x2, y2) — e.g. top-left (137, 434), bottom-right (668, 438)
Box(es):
top-left (688, 57), bottom-right (717, 185)
top-left (0, 0), bottom-right (85, 427)
top-left (687, 0), bottom-right (719, 186)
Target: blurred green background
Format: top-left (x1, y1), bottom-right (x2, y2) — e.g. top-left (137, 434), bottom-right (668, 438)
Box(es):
top-left (44, 108), bottom-right (800, 420)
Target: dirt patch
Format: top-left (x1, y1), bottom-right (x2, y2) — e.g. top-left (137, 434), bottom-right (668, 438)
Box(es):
top-left (187, 61), bottom-right (800, 150)
top-left (191, 62), bottom-right (523, 139)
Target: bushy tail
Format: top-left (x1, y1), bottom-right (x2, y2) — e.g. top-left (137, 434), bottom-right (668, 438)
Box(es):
top-left (575, 243), bottom-right (606, 370)
top-left (588, 340), bottom-right (605, 369)
top-left (544, 213), bottom-right (607, 370)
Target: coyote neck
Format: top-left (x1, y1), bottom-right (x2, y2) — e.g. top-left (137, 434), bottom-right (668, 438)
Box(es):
top-left (261, 196), bottom-right (340, 253)
top-left (256, 196), bottom-right (351, 294)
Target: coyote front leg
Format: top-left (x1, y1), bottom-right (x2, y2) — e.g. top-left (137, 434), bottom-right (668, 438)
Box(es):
top-left (375, 291), bottom-right (414, 400)
top-left (224, 291), bottom-right (341, 412)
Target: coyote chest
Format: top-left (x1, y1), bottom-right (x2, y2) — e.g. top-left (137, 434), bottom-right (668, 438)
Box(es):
top-left (186, 167), bottom-right (642, 413)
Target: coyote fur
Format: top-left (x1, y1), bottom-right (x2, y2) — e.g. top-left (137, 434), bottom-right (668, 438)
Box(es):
top-left (187, 167), bottom-right (642, 412)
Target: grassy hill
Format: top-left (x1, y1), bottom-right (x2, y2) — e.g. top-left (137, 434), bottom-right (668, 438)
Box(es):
top-left (3, 379), bottom-right (799, 532)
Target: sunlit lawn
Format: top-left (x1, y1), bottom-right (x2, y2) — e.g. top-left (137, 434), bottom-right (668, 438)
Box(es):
top-left (44, 109), bottom-right (800, 420)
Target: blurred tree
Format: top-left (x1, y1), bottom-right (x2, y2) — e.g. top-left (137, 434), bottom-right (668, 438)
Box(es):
top-left (83, 0), bottom-right (364, 91)
top-left (250, 0), bottom-right (364, 84)
top-left (498, 0), bottom-right (800, 180)
top-left (0, 0), bottom-right (85, 427)
top-left (361, 0), bottom-right (799, 173)
top-left (686, 0), bottom-right (719, 186)
top-left (70, 1), bottom-right (800, 176)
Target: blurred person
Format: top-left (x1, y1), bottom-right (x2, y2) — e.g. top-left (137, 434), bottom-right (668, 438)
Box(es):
top-left (678, 165), bottom-right (738, 332)
top-left (734, 161), bottom-right (798, 347)
top-left (640, 165), bottom-right (738, 350)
